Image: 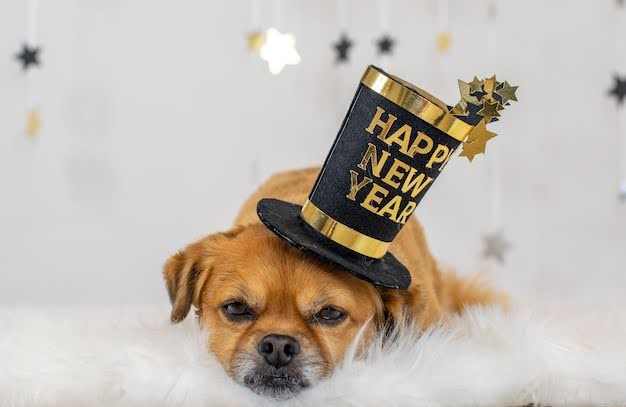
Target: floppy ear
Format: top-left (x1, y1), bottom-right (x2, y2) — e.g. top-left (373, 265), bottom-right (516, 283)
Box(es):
top-left (163, 227), bottom-right (244, 323)
top-left (163, 245), bottom-right (204, 323)
top-left (378, 279), bottom-right (445, 330)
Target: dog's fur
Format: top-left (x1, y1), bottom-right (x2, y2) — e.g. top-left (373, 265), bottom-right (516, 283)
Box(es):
top-left (163, 167), bottom-right (505, 398)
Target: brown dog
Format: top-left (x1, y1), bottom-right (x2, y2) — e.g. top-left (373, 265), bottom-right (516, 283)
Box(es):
top-left (163, 167), bottom-right (505, 399)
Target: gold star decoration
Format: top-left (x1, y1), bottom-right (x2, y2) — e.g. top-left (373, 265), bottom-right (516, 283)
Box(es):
top-left (458, 79), bottom-right (481, 105)
top-left (466, 119), bottom-right (497, 145)
top-left (247, 31), bottom-right (265, 54)
top-left (482, 75), bottom-right (499, 100)
top-left (459, 119), bottom-right (497, 161)
top-left (25, 109), bottom-right (41, 139)
top-left (468, 76), bottom-right (483, 94)
top-left (458, 139), bottom-right (482, 162)
top-left (259, 28), bottom-right (301, 75)
top-left (495, 81), bottom-right (519, 105)
top-left (477, 99), bottom-right (502, 123)
top-left (436, 32), bottom-right (451, 53)
top-left (451, 75), bottom-right (518, 162)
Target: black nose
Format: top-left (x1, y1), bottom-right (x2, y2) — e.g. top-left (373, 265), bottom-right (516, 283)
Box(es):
top-left (258, 334), bottom-right (300, 368)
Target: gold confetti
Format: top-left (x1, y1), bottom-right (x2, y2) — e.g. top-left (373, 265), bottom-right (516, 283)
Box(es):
top-left (436, 32), bottom-right (452, 52)
top-left (466, 119), bottom-right (497, 148)
top-left (25, 109), bottom-right (41, 139)
top-left (495, 81), bottom-right (519, 105)
top-left (459, 139), bottom-right (482, 162)
top-left (482, 75), bottom-right (499, 99)
top-left (458, 79), bottom-right (481, 105)
top-left (460, 120), bottom-right (497, 161)
top-left (452, 75), bottom-right (519, 162)
top-left (477, 99), bottom-right (502, 123)
top-left (468, 76), bottom-right (483, 94)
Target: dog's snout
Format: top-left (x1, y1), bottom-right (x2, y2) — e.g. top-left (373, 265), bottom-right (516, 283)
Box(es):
top-left (258, 334), bottom-right (300, 367)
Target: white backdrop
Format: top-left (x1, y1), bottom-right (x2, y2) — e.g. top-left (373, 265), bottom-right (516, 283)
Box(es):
top-left (1, 0), bottom-right (625, 306)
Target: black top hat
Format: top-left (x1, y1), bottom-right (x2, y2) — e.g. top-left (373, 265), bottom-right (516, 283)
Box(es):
top-left (257, 66), bottom-right (513, 290)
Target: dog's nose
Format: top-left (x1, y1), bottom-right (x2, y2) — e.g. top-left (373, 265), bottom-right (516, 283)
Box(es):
top-left (258, 334), bottom-right (300, 368)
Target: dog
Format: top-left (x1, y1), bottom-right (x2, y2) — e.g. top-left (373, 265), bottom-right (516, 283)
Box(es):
top-left (163, 167), bottom-right (505, 399)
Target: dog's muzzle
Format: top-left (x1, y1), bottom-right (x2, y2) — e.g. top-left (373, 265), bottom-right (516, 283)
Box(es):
top-left (233, 334), bottom-right (323, 399)
top-left (242, 365), bottom-right (310, 399)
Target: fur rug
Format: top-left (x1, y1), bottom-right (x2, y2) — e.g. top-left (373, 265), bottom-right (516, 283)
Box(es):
top-left (2, 305), bottom-right (626, 407)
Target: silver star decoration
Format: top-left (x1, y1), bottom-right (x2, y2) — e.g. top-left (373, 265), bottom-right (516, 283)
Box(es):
top-left (619, 181), bottom-right (626, 203)
top-left (482, 230), bottom-right (511, 264)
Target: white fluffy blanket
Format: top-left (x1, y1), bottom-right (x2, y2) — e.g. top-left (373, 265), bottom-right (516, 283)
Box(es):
top-left (2, 306), bottom-right (626, 407)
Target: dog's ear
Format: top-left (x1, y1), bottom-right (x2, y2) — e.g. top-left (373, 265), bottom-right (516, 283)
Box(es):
top-left (378, 281), bottom-right (444, 330)
top-left (163, 227), bottom-right (244, 323)
top-left (163, 247), bottom-right (201, 323)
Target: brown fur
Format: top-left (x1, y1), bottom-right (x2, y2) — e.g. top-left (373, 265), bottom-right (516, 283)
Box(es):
top-left (163, 166), bottom-right (506, 397)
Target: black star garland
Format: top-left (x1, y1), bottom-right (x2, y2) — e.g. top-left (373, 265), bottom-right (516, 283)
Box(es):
top-left (608, 74), bottom-right (626, 106)
top-left (376, 34), bottom-right (395, 55)
top-left (15, 43), bottom-right (41, 71)
top-left (333, 34), bottom-right (353, 64)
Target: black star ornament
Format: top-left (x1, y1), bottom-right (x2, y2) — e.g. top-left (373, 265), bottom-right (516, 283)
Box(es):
top-left (376, 34), bottom-right (395, 55)
top-left (15, 43), bottom-right (41, 71)
top-left (333, 34), bottom-right (353, 64)
top-left (608, 74), bottom-right (626, 106)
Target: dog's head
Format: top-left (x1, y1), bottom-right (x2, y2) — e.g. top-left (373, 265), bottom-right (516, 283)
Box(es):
top-left (163, 223), bottom-right (437, 399)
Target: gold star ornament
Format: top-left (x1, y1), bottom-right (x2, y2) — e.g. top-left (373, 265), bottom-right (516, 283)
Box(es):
top-left (468, 76), bottom-right (483, 94)
top-left (477, 99), bottom-right (502, 123)
top-left (259, 28), bottom-right (301, 75)
top-left (436, 32), bottom-right (452, 53)
top-left (495, 81), bottom-right (519, 105)
top-left (247, 31), bottom-right (265, 54)
top-left (459, 119), bottom-right (497, 161)
top-left (482, 75), bottom-right (498, 99)
top-left (459, 79), bottom-right (481, 105)
top-left (451, 75), bottom-right (519, 162)
top-left (25, 109), bottom-right (41, 139)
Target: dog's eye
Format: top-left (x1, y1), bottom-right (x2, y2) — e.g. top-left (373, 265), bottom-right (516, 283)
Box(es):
top-left (221, 301), bottom-right (254, 321)
top-left (313, 306), bottom-right (346, 325)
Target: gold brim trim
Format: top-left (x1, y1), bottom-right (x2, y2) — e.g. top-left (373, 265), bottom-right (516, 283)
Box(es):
top-left (360, 66), bottom-right (473, 142)
top-left (300, 200), bottom-right (390, 259)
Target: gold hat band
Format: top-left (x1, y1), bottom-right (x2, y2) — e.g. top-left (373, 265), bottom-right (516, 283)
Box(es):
top-left (360, 66), bottom-right (473, 142)
top-left (300, 200), bottom-right (390, 259)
